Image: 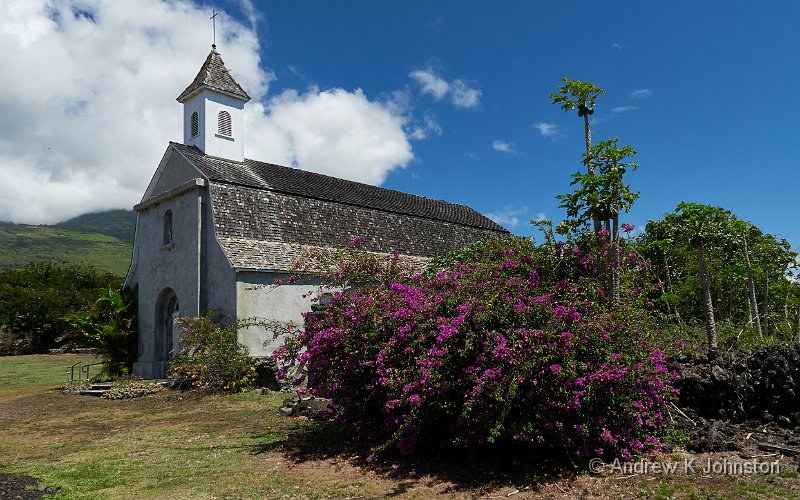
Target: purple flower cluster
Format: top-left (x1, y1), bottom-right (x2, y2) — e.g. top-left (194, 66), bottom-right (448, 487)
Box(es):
top-left (278, 238), bottom-right (677, 461)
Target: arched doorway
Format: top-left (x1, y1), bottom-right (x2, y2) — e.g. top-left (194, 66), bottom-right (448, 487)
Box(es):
top-left (155, 288), bottom-right (180, 373)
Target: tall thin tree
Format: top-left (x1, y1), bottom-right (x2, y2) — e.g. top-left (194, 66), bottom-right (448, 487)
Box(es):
top-left (550, 78), bottom-right (605, 234)
top-left (742, 232), bottom-right (763, 337)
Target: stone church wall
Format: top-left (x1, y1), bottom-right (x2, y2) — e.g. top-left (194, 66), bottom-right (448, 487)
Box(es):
top-left (129, 189), bottom-right (203, 379)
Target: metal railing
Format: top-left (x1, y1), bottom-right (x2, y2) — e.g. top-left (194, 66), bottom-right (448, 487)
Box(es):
top-left (66, 362), bottom-right (104, 383)
top-left (67, 361), bottom-right (82, 382)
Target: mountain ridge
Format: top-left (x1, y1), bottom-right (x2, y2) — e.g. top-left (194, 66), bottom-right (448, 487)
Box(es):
top-left (0, 210), bottom-right (136, 276)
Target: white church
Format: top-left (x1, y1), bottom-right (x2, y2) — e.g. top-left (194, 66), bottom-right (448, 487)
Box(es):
top-left (125, 45), bottom-right (507, 379)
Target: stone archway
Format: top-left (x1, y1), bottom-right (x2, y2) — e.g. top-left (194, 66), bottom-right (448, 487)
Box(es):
top-left (155, 288), bottom-right (180, 370)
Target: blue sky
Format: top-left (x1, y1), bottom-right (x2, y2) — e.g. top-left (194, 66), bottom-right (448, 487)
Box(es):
top-left (252, 0), bottom-right (800, 244)
top-left (2, 1), bottom-right (798, 247)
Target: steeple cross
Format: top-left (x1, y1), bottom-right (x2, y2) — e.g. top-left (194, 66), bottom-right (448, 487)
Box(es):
top-left (211, 9), bottom-right (219, 48)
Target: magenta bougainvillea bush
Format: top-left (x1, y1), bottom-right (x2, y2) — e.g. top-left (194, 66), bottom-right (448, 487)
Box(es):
top-left (275, 236), bottom-right (678, 462)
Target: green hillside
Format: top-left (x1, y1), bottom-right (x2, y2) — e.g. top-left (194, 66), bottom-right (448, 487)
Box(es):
top-left (56, 209), bottom-right (137, 244)
top-left (0, 210), bottom-right (135, 277)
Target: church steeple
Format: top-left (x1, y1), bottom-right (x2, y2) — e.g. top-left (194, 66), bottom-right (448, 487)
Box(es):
top-left (177, 46), bottom-right (249, 162)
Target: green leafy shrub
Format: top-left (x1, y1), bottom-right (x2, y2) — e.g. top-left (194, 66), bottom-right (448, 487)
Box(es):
top-left (0, 262), bottom-right (122, 354)
top-left (68, 287), bottom-right (137, 378)
top-left (171, 316), bottom-right (256, 392)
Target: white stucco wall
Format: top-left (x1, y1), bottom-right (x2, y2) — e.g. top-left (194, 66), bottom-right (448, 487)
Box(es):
top-left (234, 271), bottom-right (325, 357)
top-left (130, 188), bottom-right (203, 378)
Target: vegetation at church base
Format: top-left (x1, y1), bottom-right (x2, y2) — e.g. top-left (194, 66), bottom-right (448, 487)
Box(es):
top-left (276, 235), bottom-right (678, 464)
top-left (3, 354), bottom-right (800, 499)
top-left (67, 287), bottom-right (137, 378)
top-left (0, 262), bottom-right (123, 355)
top-left (170, 315), bottom-right (257, 392)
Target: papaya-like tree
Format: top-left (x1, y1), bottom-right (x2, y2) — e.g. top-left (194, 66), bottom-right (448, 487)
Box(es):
top-left (556, 138), bottom-right (639, 304)
top-left (639, 204), bottom-right (799, 345)
top-left (550, 78), bottom-right (605, 234)
top-left (739, 227), bottom-right (763, 337)
top-left (675, 204), bottom-right (737, 354)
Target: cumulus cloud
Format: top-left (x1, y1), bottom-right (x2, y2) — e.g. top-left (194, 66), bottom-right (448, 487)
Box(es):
top-left (533, 122), bottom-right (561, 139)
top-left (612, 105), bottom-right (638, 113)
top-left (246, 88), bottom-right (412, 184)
top-left (631, 88), bottom-right (653, 99)
top-left (408, 113), bottom-right (443, 141)
top-left (0, 0), bottom-right (414, 223)
top-left (450, 80), bottom-right (481, 109)
top-left (491, 140), bottom-right (515, 153)
top-left (409, 68), bottom-right (481, 109)
top-left (485, 205), bottom-right (529, 229)
top-left (408, 69), bottom-right (449, 100)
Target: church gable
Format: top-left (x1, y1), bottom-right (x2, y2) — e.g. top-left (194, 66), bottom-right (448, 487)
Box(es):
top-left (141, 146), bottom-right (206, 201)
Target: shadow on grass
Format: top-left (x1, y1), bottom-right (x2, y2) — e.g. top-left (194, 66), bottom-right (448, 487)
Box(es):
top-left (252, 418), bottom-right (580, 496)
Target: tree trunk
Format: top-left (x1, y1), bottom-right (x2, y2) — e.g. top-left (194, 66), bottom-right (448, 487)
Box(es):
top-left (584, 113), bottom-right (592, 173)
top-left (611, 213), bottom-right (620, 306)
top-left (583, 112), bottom-right (605, 288)
top-left (663, 255), bottom-right (681, 320)
top-left (742, 234), bottom-right (762, 337)
top-left (584, 113), bottom-right (602, 236)
top-left (764, 263), bottom-right (770, 336)
top-left (698, 241), bottom-right (718, 353)
top-left (603, 219), bottom-right (613, 302)
top-left (793, 301), bottom-right (800, 343)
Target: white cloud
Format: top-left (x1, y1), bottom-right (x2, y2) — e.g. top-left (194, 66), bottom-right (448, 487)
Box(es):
top-left (237, 0), bottom-right (262, 30)
top-left (0, 0), bottom-right (414, 223)
top-left (247, 88), bottom-right (412, 184)
top-left (612, 105), bottom-right (638, 113)
top-left (408, 113), bottom-right (443, 141)
top-left (450, 79), bottom-right (481, 109)
top-left (533, 122), bottom-right (561, 138)
top-left (409, 67), bottom-right (481, 109)
top-left (492, 140), bottom-right (515, 153)
top-left (409, 69), bottom-right (449, 100)
top-left (631, 88), bottom-right (653, 99)
top-left (611, 42), bottom-right (625, 50)
top-left (486, 205), bottom-right (529, 229)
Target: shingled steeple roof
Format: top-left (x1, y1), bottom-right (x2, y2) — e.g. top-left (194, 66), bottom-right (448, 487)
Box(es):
top-left (176, 45), bottom-right (251, 103)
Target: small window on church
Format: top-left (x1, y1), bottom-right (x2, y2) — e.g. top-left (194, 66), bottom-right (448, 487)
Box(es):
top-left (218, 111), bottom-right (232, 137)
top-left (190, 111), bottom-right (199, 137)
top-left (163, 210), bottom-right (173, 245)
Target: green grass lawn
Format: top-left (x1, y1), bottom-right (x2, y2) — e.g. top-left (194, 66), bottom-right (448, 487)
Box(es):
top-left (1, 355), bottom-right (799, 499)
top-left (0, 354), bottom-right (100, 395)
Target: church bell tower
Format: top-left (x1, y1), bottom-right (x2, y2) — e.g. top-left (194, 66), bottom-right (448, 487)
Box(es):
top-left (176, 45), bottom-right (250, 162)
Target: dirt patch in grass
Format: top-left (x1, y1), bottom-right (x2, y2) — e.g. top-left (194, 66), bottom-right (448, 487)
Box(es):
top-left (0, 472), bottom-right (58, 498)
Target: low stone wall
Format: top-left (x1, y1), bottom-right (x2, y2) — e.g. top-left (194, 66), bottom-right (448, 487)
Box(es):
top-left (674, 344), bottom-right (800, 426)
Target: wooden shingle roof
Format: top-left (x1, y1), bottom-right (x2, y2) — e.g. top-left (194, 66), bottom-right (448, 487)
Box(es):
top-left (170, 142), bottom-right (507, 269)
top-left (176, 47), bottom-right (250, 103)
